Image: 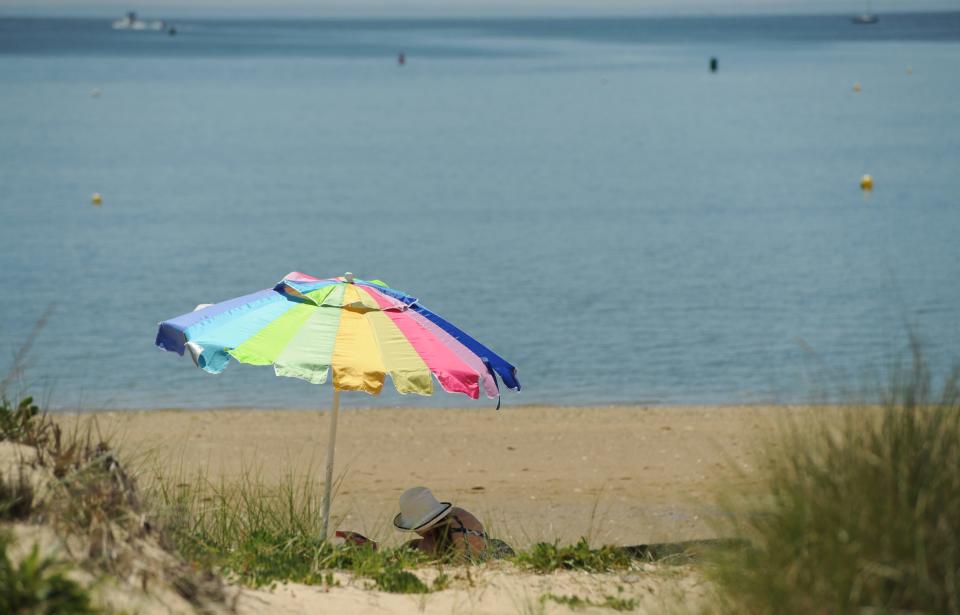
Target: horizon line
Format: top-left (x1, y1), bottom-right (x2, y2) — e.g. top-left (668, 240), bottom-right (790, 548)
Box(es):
top-left (2, 7), bottom-right (958, 20)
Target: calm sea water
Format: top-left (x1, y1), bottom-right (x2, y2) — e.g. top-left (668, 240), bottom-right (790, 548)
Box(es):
top-left (1, 14), bottom-right (959, 410)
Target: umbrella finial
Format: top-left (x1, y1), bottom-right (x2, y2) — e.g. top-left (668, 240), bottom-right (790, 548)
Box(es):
top-left (344, 272), bottom-right (355, 284)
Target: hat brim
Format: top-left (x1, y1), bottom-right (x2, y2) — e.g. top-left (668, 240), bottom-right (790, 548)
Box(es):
top-left (393, 502), bottom-right (453, 532)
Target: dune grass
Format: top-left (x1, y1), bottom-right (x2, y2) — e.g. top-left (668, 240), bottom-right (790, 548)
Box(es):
top-left (149, 465), bottom-right (686, 593)
top-left (0, 468), bottom-right (34, 522)
top-left (150, 468), bottom-right (450, 593)
top-left (541, 591), bottom-right (639, 612)
top-left (712, 344), bottom-right (960, 613)
top-left (0, 395), bottom-right (141, 544)
top-left (0, 396), bottom-right (45, 446)
top-left (0, 532), bottom-right (96, 615)
top-left (0, 390), bottom-right (227, 612)
top-left (514, 538), bottom-right (634, 574)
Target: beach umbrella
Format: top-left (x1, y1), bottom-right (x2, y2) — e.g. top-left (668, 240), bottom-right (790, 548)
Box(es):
top-left (155, 271), bottom-right (520, 538)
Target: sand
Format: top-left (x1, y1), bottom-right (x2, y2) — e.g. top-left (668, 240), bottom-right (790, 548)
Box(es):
top-left (83, 405), bottom-right (781, 546)
top-left (60, 404), bottom-right (791, 613)
top-left (233, 563), bottom-right (711, 615)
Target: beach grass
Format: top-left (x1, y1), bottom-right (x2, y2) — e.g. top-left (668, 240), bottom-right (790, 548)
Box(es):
top-left (148, 464), bottom-right (701, 594)
top-left (150, 467), bottom-right (448, 593)
top-left (541, 591), bottom-right (639, 612)
top-left (0, 389), bottom-right (227, 613)
top-left (0, 396), bottom-right (45, 446)
top-left (711, 343), bottom-right (960, 613)
top-left (513, 538), bottom-right (634, 573)
top-left (0, 532), bottom-right (95, 615)
top-left (0, 467), bottom-right (34, 522)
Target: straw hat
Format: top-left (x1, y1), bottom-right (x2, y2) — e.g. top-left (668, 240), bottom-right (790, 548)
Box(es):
top-left (393, 487), bottom-right (453, 532)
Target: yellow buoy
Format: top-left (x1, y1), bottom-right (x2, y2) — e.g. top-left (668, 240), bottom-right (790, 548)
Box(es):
top-left (859, 175), bottom-right (874, 191)
top-left (853, 82), bottom-right (862, 92)
top-left (91, 193), bottom-right (102, 205)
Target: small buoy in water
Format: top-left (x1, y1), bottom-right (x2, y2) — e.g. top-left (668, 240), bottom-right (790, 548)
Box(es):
top-left (859, 174), bottom-right (874, 191)
top-left (397, 51), bottom-right (405, 66)
top-left (853, 82), bottom-right (862, 92)
top-left (91, 193), bottom-right (102, 205)
top-left (709, 57), bottom-right (718, 73)
top-left (90, 88), bottom-right (102, 98)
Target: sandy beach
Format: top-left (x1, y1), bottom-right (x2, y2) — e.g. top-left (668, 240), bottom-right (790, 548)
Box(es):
top-left (44, 404), bottom-right (791, 613)
top-left (33, 401), bottom-right (925, 614)
top-left (76, 404), bottom-right (783, 548)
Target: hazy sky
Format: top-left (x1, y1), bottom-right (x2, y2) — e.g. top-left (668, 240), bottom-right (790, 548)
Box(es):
top-left (1, 0), bottom-right (956, 18)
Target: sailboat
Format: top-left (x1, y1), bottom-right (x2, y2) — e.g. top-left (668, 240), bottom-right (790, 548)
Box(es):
top-left (852, 0), bottom-right (878, 24)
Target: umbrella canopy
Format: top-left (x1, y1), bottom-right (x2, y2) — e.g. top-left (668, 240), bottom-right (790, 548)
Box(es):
top-left (155, 271), bottom-right (520, 399)
top-left (155, 271), bottom-right (520, 539)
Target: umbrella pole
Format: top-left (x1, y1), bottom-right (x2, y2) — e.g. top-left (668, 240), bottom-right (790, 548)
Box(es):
top-left (320, 388), bottom-right (341, 541)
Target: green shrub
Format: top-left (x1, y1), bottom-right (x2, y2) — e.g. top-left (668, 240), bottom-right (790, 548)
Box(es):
top-left (0, 533), bottom-right (96, 614)
top-left (514, 538), bottom-right (634, 573)
top-left (0, 396), bottom-right (52, 449)
top-left (371, 566), bottom-right (429, 594)
top-left (713, 347), bottom-right (960, 613)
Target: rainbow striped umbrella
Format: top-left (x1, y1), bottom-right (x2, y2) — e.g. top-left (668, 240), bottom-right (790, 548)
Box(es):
top-left (155, 271), bottom-right (520, 537)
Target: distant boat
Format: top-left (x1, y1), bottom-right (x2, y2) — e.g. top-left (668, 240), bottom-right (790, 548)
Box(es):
top-left (852, 0), bottom-right (878, 24)
top-left (112, 12), bottom-right (166, 31)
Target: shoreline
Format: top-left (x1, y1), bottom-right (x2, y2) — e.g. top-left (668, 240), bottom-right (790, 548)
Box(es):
top-left (50, 401), bottom-right (816, 414)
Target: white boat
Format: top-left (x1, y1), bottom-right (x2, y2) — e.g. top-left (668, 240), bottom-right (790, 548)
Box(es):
top-left (852, 0), bottom-right (878, 24)
top-left (112, 12), bottom-right (166, 31)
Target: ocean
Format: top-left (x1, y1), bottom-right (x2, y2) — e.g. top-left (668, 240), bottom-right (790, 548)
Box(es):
top-left (1, 13), bottom-right (958, 410)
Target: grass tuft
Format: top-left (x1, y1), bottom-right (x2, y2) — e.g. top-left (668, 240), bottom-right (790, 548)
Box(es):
top-left (0, 532), bottom-right (96, 615)
top-left (0, 469), bottom-right (35, 521)
top-left (712, 343), bottom-right (960, 613)
top-left (514, 537), bottom-right (634, 573)
top-left (151, 470), bottom-right (445, 592)
top-left (541, 592), bottom-right (639, 611)
top-left (0, 396), bottom-right (61, 454)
